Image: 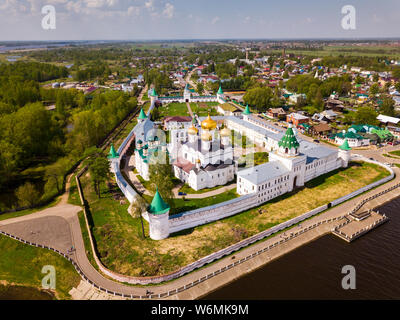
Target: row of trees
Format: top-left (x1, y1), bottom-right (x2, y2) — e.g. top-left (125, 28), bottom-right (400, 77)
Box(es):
top-left (0, 61), bottom-right (138, 210)
top-left (243, 86), bottom-right (282, 112)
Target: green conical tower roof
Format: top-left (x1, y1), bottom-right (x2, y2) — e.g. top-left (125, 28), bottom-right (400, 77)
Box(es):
top-left (138, 108), bottom-right (147, 120)
top-left (150, 87), bottom-right (157, 97)
top-left (278, 126), bottom-right (300, 149)
top-left (148, 188), bottom-right (170, 215)
top-left (243, 104), bottom-right (251, 115)
top-left (217, 85), bottom-right (223, 95)
top-left (339, 138), bottom-right (351, 151)
top-left (108, 143), bottom-right (119, 159)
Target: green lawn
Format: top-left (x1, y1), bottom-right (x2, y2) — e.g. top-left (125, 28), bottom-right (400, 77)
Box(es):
top-left (191, 102), bottom-right (219, 117)
top-left (0, 234), bottom-right (81, 299)
top-left (238, 152), bottom-right (269, 166)
top-left (76, 161), bottom-right (389, 278)
top-left (159, 102), bottom-right (190, 117)
top-left (388, 150), bottom-right (400, 157)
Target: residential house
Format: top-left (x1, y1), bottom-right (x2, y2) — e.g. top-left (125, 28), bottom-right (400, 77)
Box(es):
top-left (286, 112), bottom-right (309, 127)
top-left (266, 108), bottom-right (287, 120)
top-left (310, 123), bottom-right (333, 136)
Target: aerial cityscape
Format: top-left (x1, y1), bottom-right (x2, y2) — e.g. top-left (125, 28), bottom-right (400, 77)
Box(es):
top-left (0, 0), bottom-right (400, 308)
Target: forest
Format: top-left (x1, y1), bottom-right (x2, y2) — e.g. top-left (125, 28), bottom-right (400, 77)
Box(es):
top-left (0, 61), bottom-right (137, 211)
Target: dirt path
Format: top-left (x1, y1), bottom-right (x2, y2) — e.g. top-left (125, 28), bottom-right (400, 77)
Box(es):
top-left (0, 153), bottom-right (399, 300)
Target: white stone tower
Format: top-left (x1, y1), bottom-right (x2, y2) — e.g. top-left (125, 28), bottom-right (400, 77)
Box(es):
top-left (149, 87), bottom-right (158, 105)
top-left (338, 138), bottom-right (351, 168)
top-left (147, 188), bottom-right (170, 240)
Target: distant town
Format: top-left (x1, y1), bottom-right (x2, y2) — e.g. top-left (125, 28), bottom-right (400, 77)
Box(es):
top-left (1, 39), bottom-right (400, 300)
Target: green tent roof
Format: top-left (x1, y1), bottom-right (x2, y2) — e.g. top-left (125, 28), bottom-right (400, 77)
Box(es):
top-left (150, 87), bottom-right (157, 97)
top-left (148, 188), bottom-right (170, 215)
top-left (217, 85), bottom-right (224, 95)
top-left (138, 108), bottom-right (147, 120)
top-left (339, 138), bottom-right (351, 151)
top-left (108, 143), bottom-right (119, 159)
top-left (278, 127), bottom-right (300, 149)
top-left (243, 104), bottom-right (251, 115)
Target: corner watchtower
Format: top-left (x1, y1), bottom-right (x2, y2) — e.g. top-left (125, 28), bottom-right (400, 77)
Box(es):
top-left (147, 188), bottom-right (170, 240)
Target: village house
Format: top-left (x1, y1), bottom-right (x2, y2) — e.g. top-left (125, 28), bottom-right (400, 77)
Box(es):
top-left (286, 112), bottom-right (309, 127)
top-left (266, 108), bottom-right (287, 120)
top-left (310, 123), bottom-right (333, 137)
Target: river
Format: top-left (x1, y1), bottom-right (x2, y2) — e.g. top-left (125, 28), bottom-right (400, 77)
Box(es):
top-left (204, 196), bottom-right (400, 299)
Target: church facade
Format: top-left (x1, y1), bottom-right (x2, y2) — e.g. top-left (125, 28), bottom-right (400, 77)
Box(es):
top-left (173, 115), bottom-right (235, 191)
top-left (237, 126), bottom-right (351, 202)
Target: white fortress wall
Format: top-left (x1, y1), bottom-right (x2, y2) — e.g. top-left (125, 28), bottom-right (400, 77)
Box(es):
top-left (168, 193), bottom-right (258, 234)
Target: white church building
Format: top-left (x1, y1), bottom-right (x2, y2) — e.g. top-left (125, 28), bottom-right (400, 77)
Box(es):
top-left (173, 115), bottom-right (235, 191)
top-left (237, 126), bottom-right (351, 201)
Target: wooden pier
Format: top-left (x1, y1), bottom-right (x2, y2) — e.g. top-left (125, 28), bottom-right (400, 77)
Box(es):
top-left (331, 210), bottom-right (389, 242)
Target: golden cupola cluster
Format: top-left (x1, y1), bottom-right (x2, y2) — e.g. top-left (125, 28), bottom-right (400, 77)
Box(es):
top-left (188, 125), bottom-right (198, 135)
top-left (201, 114), bottom-right (217, 131)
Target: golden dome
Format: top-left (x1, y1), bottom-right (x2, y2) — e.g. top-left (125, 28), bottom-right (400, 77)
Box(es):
top-left (220, 127), bottom-right (231, 137)
top-left (188, 125), bottom-right (198, 135)
top-left (201, 114), bottom-right (217, 130)
top-left (201, 132), bottom-right (212, 141)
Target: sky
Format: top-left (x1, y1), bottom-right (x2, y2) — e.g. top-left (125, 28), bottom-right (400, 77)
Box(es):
top-left (0, 0), bottom-right (399, 41)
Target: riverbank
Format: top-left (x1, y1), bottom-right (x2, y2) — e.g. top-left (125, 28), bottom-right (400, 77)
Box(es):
top-left (204, 196), bottom-right (400, 300)
top-left (0, 161), bottom-right (397, 300)
top-left (167, 167), bottom-right (400, 300)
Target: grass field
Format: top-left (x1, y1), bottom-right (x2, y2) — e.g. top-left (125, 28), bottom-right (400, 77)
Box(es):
top-left (159, 102), bottom-right (190, 117)
top-left (78, 161), bottom-right (389, 277)
top-left (238, 152), bottom-right (269, 166)
top-left (388, 150), bottom-right (400, 157)
top-left (266, 45), bottom-right (400, 59)
top-left (0, 234), bottom-right (81, 299)
top-left (191, 102), bottom-right (219, 117)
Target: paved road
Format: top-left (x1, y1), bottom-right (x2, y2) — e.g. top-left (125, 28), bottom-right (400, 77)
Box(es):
top-left (1, 146), bottom-right (400, 299)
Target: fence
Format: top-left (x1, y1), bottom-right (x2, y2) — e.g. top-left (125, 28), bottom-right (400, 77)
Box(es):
top-left (70, 150), bottom-right (398, 286)
top-left (2, 166), bottom-right (399, 299)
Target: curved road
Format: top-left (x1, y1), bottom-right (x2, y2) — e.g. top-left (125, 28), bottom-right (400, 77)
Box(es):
top-left (1, 146), bottom-right (400, 299)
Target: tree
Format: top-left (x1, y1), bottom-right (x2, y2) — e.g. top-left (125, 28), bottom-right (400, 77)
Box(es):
top-left (380, 97), bottom-right (395, 117)
top-left (196, 82), bottom-right (204, 95)
top-left (243, 87), bottom-right (274, 112)
top-left (15, 182), bottom-right (41, 208)
top-left (312, 89), bottom-right (324, 112)
top-left (89, 156), bottom-right (111, 198)
top-left (44, 157), bottom-right (71, 194)
top-left (392, 68), bottom-right (400, 80)
top-left (283, 70), bottom-right (289, 79)
top-left (369, 83), bottom-right (380, 97)
top-left (354, 106), bottom-right (379, 125)
top-left (148, 153), bottom-right (174, 209)
top-left (128, 195), bottom-right (147, 239)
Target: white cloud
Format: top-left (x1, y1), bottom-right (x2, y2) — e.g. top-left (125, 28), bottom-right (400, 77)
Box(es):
top-left (162, 2), bottom-right (173, 19)
top-left (211, 16), bottom-right (219, 25)
top-left (127, 5), bottom-right (140, 17)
